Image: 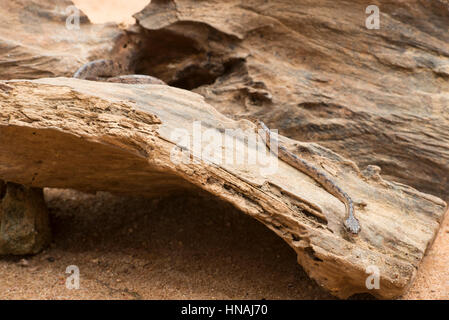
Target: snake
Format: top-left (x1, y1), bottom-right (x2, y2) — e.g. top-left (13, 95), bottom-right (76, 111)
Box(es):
top-left (256, 120), bottom-right (361, 234)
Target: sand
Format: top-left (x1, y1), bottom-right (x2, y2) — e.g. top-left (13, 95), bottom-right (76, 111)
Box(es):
top-left (0, 189), bottom-right (447, 299)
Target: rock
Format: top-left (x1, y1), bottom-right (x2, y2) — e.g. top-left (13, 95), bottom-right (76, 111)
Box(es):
top-left (0, 77), bottom-right (446, 299)
top-left (18, 258), bottom-right (29, 267)
top-left (133, 0), bottom-right (449, 201)
top-left (0, 182), bottom-right (51, 255)
top-left (0, 0), bottom-right (135, 79)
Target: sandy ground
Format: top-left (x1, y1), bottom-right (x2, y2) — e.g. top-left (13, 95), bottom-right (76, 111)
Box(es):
top-left (0, 189), bottom-right (336, 299)
top-left (0, 189), bottom-right (447, 300)
top-left (0, 0), bottom-right (447, 300)
top-left (401, 209), bottom-right (449, 299)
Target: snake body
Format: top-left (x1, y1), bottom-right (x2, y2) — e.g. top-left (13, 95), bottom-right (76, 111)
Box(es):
top-left (256, 120), bottom-right (361, 234)
top-left (73, 59), bottom-right (126, 80)
top-left (73, 59), bottom-right (165, 84)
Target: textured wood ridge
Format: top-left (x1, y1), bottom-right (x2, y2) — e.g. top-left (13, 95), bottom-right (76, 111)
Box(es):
top-left (0, 78), bottom-right (446, 298)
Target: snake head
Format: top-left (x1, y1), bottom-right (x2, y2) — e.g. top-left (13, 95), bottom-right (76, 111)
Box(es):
top-left (344, 217), bottom-right (361, 234)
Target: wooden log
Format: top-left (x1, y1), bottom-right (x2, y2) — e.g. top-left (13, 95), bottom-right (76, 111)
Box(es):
top-left (0, 78), bottom-right (446, 298)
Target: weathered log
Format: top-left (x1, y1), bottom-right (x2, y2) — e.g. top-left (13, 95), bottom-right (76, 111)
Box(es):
top-left (133, 0), bottom-right (449, 201)
top-left (0, 78), bottom-right (446, 299)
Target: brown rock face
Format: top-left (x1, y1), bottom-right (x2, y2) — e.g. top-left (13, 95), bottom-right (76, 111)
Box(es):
top-left (132, 0), bottom-right (449, 200)
top-left (0, 181), bottom-right (51, 255)
top-left (0, 78), bottom-right (446, 298)
top-left (0, 0), bottom-right (135, 79)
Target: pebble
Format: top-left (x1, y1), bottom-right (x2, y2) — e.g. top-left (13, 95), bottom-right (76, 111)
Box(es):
top-left (18, 259), bottom-right (29, 267)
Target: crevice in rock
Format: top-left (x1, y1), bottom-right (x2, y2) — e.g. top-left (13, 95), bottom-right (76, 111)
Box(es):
top-left (167, 62), bottom-right (222, 90)
top-left (0, 180), bottom-right (6, 200)
top-left (347, 292), bottom-right (377, 300)
top-left (304, 247), bottom-right (323, 262)
top-left (124, 22), bottom-right (243, 91)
